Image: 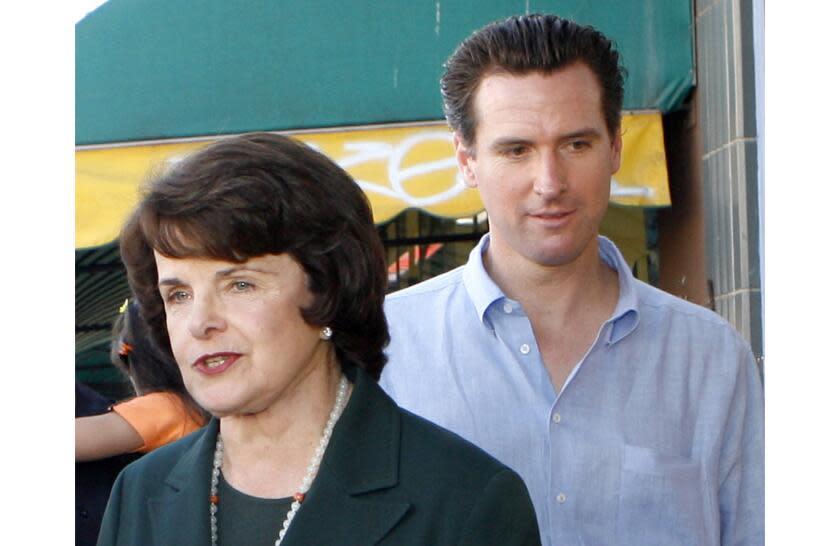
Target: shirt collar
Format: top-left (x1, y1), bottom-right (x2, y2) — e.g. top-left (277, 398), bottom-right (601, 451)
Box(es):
top-left (462, 234), bottom-right (505, 328)
top-left (462, 234), bottom-right (640, 342)
top-left (597, 236), bottom-right (640, 345)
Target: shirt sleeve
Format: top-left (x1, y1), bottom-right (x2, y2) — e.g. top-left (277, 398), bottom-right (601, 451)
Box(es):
top-left (717, 340), bottom-right (765, 546)
top-left (112, 392), bottom-right (201, 453)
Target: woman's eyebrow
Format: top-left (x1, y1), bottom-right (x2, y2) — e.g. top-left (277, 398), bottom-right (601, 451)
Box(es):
top-left (215, 265), bottom-right (274, 278)
top-left (157, 265), bottom-right (276, 288)
top-left (157, 277), bottom-right (184, 288)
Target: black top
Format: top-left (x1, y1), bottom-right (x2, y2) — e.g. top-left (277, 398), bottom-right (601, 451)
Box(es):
top-left (217, 473), bottom-right (293, 545)
top-left (76, 381), bottom-right (140, 546)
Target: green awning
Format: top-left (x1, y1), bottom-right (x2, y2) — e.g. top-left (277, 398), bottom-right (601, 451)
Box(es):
top-left (76, 0), bottom-right (694, 145)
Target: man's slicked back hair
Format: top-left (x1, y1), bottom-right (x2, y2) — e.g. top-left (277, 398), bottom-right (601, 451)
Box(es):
top-left (441, 13), bottom-right (626, 147)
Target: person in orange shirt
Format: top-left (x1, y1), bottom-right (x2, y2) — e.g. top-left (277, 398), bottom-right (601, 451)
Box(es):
top-left (75, 298), bottom-right (209, 461)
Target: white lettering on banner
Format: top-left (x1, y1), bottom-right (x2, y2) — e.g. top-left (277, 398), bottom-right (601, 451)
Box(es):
top-left (610, 178), bottom-right (653, 198)
top-left (306, 131), bottom-right (463, 207)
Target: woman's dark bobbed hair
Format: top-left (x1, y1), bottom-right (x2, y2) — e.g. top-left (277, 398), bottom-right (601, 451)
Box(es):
top-left (120, 133), bottom-right (389, 379)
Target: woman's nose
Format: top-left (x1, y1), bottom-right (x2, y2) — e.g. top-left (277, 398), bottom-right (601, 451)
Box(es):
top-left (187, 294), bottom-right (226, 339)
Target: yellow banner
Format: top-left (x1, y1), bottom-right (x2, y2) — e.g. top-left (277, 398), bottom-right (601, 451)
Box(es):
top-left (75, 114), bottom-right (669, 248)
top-left (611, 113), bottom-right (671, 206)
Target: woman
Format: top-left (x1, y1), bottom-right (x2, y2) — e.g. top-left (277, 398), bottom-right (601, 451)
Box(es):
top-left (76, 299), bottom-right (209, 462)
top-left (98, 133), bottom-right (540, 545)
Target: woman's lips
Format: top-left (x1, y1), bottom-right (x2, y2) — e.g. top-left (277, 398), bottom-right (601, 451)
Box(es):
top-left (193, 353), bottom-right (241, 375)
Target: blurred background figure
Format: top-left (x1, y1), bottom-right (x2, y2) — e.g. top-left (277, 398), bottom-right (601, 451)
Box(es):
top-left (75, 380), bottom-right (139, 546)
top-left (76, 299), bottom-right (208, 463)
top-left (75, 299), bottom-right (209, 545)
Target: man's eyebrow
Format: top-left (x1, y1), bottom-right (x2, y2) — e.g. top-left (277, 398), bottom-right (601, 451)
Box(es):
top-left (490, 128), bottom-right (603, 149)
top-left (561, 128), bottom-right (601, 140)
top-left (490, 137), bottom-right (533, 149)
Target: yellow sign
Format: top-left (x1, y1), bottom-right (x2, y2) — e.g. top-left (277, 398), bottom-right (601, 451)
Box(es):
top-left (611, 113), bottom-right (671, 206)
top-left (75, 114), bottom-right (669, 248)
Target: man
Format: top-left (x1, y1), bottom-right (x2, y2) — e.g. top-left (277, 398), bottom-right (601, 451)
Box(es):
top-left (380, 14), bottom-right (764, 546)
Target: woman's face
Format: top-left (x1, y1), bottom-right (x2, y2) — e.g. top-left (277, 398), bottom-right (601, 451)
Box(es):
top-left (153, 251), bottom-right (332, 417)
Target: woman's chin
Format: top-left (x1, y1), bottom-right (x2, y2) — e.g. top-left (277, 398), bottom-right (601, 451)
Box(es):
top-left (192, 392), bottom-right (243, 418)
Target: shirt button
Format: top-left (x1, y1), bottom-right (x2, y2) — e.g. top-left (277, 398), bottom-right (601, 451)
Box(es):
top-left (519, 343), bottom-right (531, 354)
top-left (552, 413), bottom-right (562, 424)
top-left (556, 493), bottom-right (567, 503)
top-left (503, 302), bottom-right (513, 314)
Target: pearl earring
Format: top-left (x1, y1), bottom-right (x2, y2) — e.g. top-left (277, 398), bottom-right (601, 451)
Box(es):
top-left (319, 326), bottom-right (333, 340)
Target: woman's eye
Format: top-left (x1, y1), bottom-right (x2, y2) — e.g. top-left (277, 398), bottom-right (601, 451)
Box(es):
top-left (168, 290), bottom-right (190, 303)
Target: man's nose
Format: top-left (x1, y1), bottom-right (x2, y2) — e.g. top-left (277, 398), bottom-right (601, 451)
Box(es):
top-left (533, 151), bottom-right (568, 198)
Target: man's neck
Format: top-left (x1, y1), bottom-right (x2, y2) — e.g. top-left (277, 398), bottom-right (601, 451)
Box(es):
top-left (483, 235), bottom-right (620, 391)
top-left (483, 236), bottom-right (615, 317)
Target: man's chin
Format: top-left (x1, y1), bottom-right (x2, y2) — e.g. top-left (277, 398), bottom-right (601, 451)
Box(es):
top-left (525, 238), bottom-right (598, 268)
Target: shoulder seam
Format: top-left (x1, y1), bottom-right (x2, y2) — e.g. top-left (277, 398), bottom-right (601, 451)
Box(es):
top-left (635, 283), bottom-right (746, 341)
top-left (386, 266), bottom-right (465, 299)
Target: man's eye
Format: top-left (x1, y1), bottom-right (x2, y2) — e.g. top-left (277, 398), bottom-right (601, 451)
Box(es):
top-left (504, 146), bottom-right (528, 158)
top-left (232, 281), bottom-right (253, 292)
top-left (569, 140), bottom-right (591, 151)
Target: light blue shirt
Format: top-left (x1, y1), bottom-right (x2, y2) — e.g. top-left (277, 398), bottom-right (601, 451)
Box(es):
top-left (381, 235), bottom-right (764, 546)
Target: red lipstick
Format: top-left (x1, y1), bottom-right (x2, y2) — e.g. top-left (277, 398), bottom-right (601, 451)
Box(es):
top-left (192, 353), bottom-right (240, 375)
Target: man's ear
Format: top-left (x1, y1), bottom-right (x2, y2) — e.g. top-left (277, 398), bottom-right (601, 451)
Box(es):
top-left (454, 133), bottom-right (478, 188)
top-left (610, 129), bottom-right (623, 175)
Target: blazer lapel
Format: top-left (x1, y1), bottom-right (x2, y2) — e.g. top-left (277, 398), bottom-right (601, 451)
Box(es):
top-left (143, 369), bottom-right (409, 545)
top-left (283, 471), bottom-right (410, 545)
top-left (147, 420), bottom-right (219, 546)
top-left (282, 368), bottom-right (411, 545)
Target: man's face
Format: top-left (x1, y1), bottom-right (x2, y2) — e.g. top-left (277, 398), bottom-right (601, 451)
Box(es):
top-left (456, 63), bottom-right (622, 269)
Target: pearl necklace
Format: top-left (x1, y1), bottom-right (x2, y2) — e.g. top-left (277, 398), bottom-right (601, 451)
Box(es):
top-left (209, 375), bottom-right (349, 546)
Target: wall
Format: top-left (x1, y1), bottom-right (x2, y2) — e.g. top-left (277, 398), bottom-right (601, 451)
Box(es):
top-left (658, 94), bottom-right (711, 307)
top-left (695, 0), bottom-right (763, 366)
